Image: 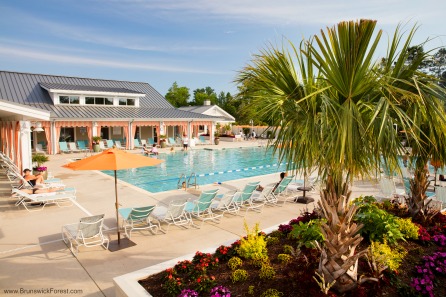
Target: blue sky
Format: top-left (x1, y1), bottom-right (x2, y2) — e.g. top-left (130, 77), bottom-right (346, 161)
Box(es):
top-left (0, 0), bottom-right (444, 96)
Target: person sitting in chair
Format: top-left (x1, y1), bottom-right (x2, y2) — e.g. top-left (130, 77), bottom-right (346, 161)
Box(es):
top-left (23, 169), bottom-right (44, 187)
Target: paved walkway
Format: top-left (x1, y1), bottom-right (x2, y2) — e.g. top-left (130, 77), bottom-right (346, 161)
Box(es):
top-left (0, 141), bottom-right (382, 297)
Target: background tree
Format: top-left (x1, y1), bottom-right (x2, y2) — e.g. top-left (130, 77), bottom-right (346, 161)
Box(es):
top-left (165, 82), bottom-right (190, 107)
top-left (192, 87), bottom-right (218, 105)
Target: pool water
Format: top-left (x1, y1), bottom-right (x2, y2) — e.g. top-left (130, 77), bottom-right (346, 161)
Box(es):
top-left (103, 147), bottom-right (288, 193)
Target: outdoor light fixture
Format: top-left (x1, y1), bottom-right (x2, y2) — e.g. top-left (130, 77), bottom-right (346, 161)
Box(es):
top-left (33, 122), bottom-right (44, 132)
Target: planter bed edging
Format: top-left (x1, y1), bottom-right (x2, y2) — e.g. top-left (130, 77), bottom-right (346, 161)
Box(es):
top-left (113, 222), bottom-right (286, 297)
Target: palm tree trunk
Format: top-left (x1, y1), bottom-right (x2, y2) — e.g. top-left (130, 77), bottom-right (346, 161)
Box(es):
top-left (317, 176), bottom-right (366, 293)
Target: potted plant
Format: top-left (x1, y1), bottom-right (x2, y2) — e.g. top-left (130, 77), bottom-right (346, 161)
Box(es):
top-left (224, 124), bottom-right (232, 135)
top-left (159, 134), bottom-right (167, 148)
top-left (32, 153), bottom-right (49, 179)
top-left (214, 131), bottom-right (220, 145)
top-left (92, 136), bottom-right (102, 152)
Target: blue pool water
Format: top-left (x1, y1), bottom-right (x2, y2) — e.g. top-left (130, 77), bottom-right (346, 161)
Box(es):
top-left (103, 147), bottom-right (288, 193)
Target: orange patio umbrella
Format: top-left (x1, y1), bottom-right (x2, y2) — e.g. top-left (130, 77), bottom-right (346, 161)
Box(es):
top-left (63, 148), bottom-right (164, 243)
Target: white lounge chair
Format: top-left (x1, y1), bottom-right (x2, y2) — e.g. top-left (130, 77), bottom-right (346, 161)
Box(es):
top-left (68, 142), bottom-right (81, 153)
top-left (118, 205), bottom-right (159, 238)
top-left (115, 140), bottom-right (127, 150)
top-left (62, 214), bottom-right (109, 255)
top-left (13, 188), bottom-right (76, 211)
top-left (211, 192), bottom-right (239, 215)
top-left (252, 186), bottom-right (276, 205)
top-left (34, 143), bottom-right (47, 154)
top-left (151, 200), bottom-right (190, 233)
top-left (99, 141), bottom-right (106, 151)
top-left (375, 178), bottom-right (405, 202)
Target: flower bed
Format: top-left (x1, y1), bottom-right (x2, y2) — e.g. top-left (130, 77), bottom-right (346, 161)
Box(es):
top-left (118, 202), bottom-right (446, 297)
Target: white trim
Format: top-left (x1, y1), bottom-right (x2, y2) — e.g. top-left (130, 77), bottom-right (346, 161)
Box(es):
top-left (0, 101), bottom-right (50, 121)
top-left (40, 85), bottom-right (145, 97)
top-left (207, 105), bottom-right (235, 121)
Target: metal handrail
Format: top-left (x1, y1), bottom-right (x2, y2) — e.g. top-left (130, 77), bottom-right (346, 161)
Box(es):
top-left (177, 173), bottom-right (186, 189)
top-left (187, 173), bottom-right (198, 189)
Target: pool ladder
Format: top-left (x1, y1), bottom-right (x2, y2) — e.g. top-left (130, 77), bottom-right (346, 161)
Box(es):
top-left (177, 173), bottom-right (198, 190)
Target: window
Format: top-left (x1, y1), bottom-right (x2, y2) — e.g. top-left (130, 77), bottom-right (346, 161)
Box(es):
top-left (86, 97), bottom-right (114, 105)
top-left (59, 96), bottom-right (80, 104)
top-left (119, 98), bottom-right (136, 106)
top-left (59, 127), bottom-right (74, 142)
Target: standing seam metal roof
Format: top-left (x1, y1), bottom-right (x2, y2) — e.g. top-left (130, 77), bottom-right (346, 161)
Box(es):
top-left (0, 71), bottom-right (219, 120)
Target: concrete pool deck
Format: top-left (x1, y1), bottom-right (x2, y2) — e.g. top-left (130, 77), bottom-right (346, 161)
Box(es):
top-left (0, 140), bottom-right (383, 296)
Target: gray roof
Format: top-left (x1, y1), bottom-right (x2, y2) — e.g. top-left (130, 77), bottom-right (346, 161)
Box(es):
top-left (39, 82), bottom-right (143, 95)
top-left (179, 105), bottom-right (214, 113)
top-left (0, 70), bottom-right (218, 120)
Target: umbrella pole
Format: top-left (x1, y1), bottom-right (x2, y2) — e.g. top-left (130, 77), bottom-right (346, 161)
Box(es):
top-left (115, 170), bottom-right (120, 244)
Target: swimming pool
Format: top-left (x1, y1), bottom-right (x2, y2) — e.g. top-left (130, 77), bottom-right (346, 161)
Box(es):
top-left (103, 147), bottom-right (289, 193)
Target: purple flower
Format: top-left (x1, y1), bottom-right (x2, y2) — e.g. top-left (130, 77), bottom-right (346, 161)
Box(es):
top-left (178, 288), bottom-right (199, 297)
top-left (210, 285), bottom-right (231, 297)
top-left (36, 166), bottom-right (47, 172)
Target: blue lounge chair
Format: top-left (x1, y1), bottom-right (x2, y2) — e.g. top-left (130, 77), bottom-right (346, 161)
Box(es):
top-left (134, 139), bottom-right (143, 149)
top-left (232, 181), bottom-right (264, 214)
top-left (59, 142), bottom-right (71, 154)
top-left (77, 140), bottom-right (90, 151)
top-left (118, 206), bottom-right (159, 238)
top-left (185, 189), bottom-right (220, 227)
top-left (168, 137), bottom-right (180, 147)
top-left (148, 138), bottom-right (155, 146)
top-left (106, 139), bottom-right (114, 148)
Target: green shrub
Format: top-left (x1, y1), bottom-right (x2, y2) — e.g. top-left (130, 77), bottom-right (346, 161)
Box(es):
top-left (231, 269), bottom-right (248, 283)
top-left (353, 196), bottom-right (405, 245)
top-left (396, 217), bottom-right (419, 240)
top-left (370, 240), bottom-right (407, 271)
top-left (237, 222), bottom-right (268, 262)
top-left (251, 257), bottom-right (269, 268)
top-left (260, 288), bottom-right (283, 297)
top-left (289, 219), bottom-right (325, 248)
top-left (282, 245), bottom-right (294, 255)
top-left (248, 285), bottom-right (255, 295)
top-left (266, 236), bottom-right (279, 246)
top-left (227, 256), bottom-right (243, 270)
top-left (259, 264), bottom-right (276, 280)
top-left (277, 254), bottom-right (293, 265)
top-left (268, 230), bottom-right (283, 238)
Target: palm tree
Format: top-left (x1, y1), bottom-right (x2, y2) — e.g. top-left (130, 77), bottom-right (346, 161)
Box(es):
top-left (236, 20), bottom-right (446, 292)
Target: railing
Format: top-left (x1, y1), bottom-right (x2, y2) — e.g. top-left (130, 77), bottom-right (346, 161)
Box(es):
top-left (177, 173), bottom-right (187, 189)
top-left (187, 173), bottom-right (198, 189)
top-left (177, 173), bottom-right (198, 190)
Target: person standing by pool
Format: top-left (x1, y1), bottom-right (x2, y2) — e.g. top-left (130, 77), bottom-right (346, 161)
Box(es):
top-left (182, 134), bottom-right (189, 151)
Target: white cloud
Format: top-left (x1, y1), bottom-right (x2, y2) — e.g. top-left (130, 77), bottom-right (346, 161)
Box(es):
top-left (108, 0), bottom-right (445, 26)
top-left (0, 4), bottom-right (224, 53)
top-left (0, 45), bottom-right (227, 74)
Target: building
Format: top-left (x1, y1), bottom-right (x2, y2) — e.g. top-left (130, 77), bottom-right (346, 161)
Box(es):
top-left (179, 100), bottom-right (235, 135)
top-left (0, 71), bottom-right (220, 170)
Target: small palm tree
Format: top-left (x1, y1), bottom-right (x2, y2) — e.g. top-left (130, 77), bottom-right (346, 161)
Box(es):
top-left (236, 19), bottom-right (446, 292)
